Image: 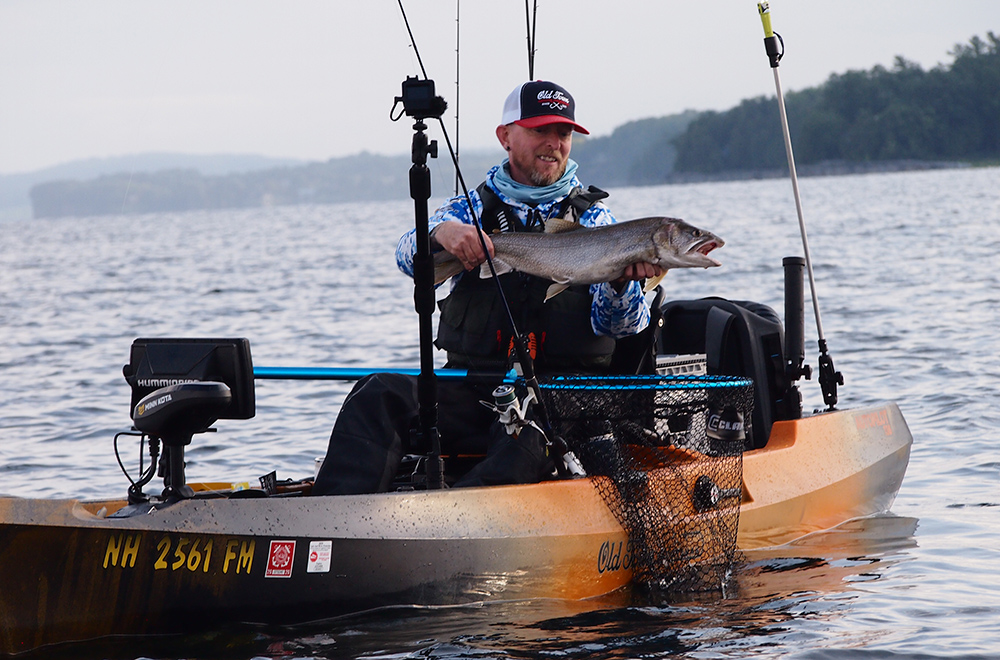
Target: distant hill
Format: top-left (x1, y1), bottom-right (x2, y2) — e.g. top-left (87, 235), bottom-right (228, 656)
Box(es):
top-left (0, 153), bottom-right (304, 222)
top-left (18, 32), bottom-right (997, 220)
top-left (571, 112), bottom-right (700, 186)
top-left (25, 150), bottom-right (504, 219)
top-left (21, 114), bottom-right (709, 219)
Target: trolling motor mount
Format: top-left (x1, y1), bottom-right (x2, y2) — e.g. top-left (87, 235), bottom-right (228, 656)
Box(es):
top-left (132, 382), bottom-right (231, 501)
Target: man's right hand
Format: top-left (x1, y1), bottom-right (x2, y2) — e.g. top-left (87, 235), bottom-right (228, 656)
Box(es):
top-left (431, 221), bottom-right (495, 272)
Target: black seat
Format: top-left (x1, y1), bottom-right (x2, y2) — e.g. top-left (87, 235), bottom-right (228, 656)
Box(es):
top-left (658, 298), bottom-right (798, 448)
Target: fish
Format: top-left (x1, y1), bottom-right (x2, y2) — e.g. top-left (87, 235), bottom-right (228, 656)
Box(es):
top-left (433, 216), bottom-right (724, 301)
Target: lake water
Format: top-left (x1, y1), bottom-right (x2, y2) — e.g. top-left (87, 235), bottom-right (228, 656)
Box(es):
top-left (1, 166), bottom-right (999, 659)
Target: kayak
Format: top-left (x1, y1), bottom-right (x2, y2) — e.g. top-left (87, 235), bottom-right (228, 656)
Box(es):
top-left (0, 266), bottom-right (912, 656)
top-left (0, 374), bottom-right (910, 655)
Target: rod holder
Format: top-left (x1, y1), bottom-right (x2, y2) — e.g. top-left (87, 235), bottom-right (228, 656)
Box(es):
top-left (783, 256), bottom-right (810, 383)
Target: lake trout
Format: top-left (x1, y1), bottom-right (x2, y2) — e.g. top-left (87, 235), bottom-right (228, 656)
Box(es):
top-left (433, 216), bottom-right (724, 300)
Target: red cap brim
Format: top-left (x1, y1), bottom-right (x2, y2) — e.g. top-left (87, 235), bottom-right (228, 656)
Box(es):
top-left (514, 115), bottom-right (590, 135)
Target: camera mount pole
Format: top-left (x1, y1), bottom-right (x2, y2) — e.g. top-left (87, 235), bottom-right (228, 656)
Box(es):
top-left (408, 115), bottom-right (446, 489)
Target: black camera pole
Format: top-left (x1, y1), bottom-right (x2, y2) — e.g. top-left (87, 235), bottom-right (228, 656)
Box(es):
top-left (393, 77), bottom-right (448, 490)
top-left (410, 117), bottom-right (445, 489)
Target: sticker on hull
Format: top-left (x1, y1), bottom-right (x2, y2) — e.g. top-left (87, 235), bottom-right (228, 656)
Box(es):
top-left (307, 541), bottom-right (332, 573)
top-left (265, 540), bottom-right (296, 578)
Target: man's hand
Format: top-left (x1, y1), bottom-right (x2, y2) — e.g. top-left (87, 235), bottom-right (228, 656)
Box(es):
top-left (431, 221), bottom-right (495, 271)
top-left (612, 262), bottom-right (663, 293)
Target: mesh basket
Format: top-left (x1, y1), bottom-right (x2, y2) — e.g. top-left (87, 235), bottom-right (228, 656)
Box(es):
top-left (539, 374), bottom-right (753, 591)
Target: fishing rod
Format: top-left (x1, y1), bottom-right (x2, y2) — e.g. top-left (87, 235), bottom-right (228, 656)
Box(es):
top-left (444, 0), bottom-right (578, 474)
top-left (525, 0), bottom-right (538, 79)
top-left (393, 0), bottom-right (574, 481)
top-left (757, 1), bottom-right (842, 410)
top-left (454, 0), bottom-right (461, 194)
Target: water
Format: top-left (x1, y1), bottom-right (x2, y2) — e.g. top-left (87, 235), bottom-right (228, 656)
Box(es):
top-left (2, 167), bottom-right (999, 658)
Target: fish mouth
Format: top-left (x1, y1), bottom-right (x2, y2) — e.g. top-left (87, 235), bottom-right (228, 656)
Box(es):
top-left (688, 235), bottom-right (724, 266)
top-left (698, 238), bottom-right (722, 255)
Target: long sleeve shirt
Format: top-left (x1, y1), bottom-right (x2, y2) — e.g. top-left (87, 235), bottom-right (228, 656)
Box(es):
top-left (396, 165), bottom-right (650, 339)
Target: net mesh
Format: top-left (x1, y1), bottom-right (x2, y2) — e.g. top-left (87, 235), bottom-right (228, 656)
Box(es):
top-left (539, 374), bottom-right (753, 592)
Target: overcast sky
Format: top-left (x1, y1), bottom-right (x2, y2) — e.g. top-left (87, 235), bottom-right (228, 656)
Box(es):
top-left (1, 1), bottom-right (997, 175)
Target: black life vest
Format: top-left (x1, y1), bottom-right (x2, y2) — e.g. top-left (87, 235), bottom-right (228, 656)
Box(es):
top-left (435, 182), bottom-right (616, 373)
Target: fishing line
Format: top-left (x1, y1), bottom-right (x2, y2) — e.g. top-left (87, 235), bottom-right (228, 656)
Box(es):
top-left (453, 0), bottom-right (461, 194)
top-left (395, 0), bottom-right (535, 359)
top-left (120, 172), bottom-right (136, 214)
top-left (115, 14), bottom-right (185, 215)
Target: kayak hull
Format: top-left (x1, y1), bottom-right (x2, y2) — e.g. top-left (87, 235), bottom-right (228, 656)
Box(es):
top-left (0, 403), bottom-right (910, 655)
top-left (739, 401), bottom-right (911, 547)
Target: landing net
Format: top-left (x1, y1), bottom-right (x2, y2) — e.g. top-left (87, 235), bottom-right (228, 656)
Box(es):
top-left (540, 374), bottom-right (753, 592)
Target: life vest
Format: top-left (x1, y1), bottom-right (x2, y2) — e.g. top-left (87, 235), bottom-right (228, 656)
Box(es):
top-left (435, 182), bottom-right (616, 373)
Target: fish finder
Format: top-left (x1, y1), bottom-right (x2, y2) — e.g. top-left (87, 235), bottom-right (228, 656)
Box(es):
top-left (123, 337), bottom-right (255, 420)
top-left (121, 338), bottom-right (255, 503)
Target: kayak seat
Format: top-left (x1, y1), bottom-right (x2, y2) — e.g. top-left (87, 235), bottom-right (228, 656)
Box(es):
top-left (657, 298), bottom-right (800, 449)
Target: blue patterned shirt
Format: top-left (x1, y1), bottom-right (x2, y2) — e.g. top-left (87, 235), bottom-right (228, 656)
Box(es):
top-left (396, 165), bottom-right (650, 338)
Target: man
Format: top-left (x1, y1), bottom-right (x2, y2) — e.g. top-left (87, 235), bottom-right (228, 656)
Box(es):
top-left (397, 80), bottom-right (659, 372)
top-left (313, 81), bottom-right (661, 495)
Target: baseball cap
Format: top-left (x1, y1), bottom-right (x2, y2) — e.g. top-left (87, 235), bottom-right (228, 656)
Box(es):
top-left (500, 80), bottom-right (590, 135)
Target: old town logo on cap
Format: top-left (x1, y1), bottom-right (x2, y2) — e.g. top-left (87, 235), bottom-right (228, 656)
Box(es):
top-left (501, 80), bottom-right (590, 135)
top-left (537, 88), bottom-right (571, 112)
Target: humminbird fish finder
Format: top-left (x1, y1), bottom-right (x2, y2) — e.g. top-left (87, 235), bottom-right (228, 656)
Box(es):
top-left (123, 337), bottom-right (255, 420)
top-left (120, 338), bottom-right (255, 503)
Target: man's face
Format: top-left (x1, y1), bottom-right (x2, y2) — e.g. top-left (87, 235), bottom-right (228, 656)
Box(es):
top-left (498, 122), bottom-right (574, 187)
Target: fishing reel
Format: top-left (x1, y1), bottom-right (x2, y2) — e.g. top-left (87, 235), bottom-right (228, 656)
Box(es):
top-left (484, 384), bottom-right (543, 438)
top-left (482, 385), bottom-right (586, 478)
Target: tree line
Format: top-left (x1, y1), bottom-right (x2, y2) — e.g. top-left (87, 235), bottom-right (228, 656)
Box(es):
top-left (30, 33), bottom-right (998, 218)
top-left (672, 32), bottom-right (999, 173)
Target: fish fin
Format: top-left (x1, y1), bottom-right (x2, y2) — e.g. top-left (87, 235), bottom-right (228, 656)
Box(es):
top-left (433, 252), bottom-right (465, 285)
top-left (544, 217), bottom-right (584, 234)
top-left (642, 271), bottom-right (668, 293)
top-left (480, 259), bottom-right (513, 279)
top-left (544, 283), bottom-right (570, 301)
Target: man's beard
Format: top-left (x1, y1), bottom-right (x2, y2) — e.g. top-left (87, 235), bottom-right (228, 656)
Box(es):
top-left (527, 160), bottom-right (567, 186)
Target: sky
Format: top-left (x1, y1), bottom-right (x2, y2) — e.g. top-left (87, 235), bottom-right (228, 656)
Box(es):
top-left (1, 0), bottom-right (997, 175)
